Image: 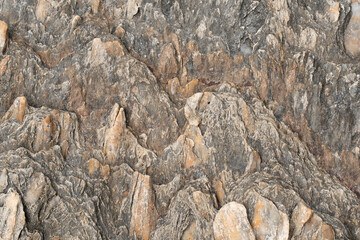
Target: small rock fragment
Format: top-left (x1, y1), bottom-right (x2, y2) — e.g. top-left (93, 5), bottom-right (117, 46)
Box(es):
top-left (0, 21), bottom-right (8, 54)
top-left (158, 43), bottom-right (178, 82)
top-left (213, 180), bottom-right (225, 206)
top-left (184, 92), bottom-right (203, 126)
top-left (33, 115), bottom-right (58, 152)
top-left (2, 96), bottom-right (28, 123)
top-left (114, 26), bottom-right (126, 39)
top-left (104, 104), bottom-right (126, 164)
top-left (213, 202), bottom-right (255, 240)
top-left (71, 15), bottom-right (81, 31)
top-left (245, 151), bottom-right (262, 174)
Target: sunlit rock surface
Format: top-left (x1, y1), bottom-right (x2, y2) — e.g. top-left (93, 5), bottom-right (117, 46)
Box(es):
top-left (0, 0), bottom-right (359, 239)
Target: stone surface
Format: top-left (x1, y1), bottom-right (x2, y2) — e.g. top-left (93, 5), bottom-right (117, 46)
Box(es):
top-left (251, 195), bottom-right (289, 240)
top-left (0, 190), bottom-right (25, 240)
top-left (129, 172), bottom-right (158, 240)
top-left (0, 20), bottom-right (7, 54)
top-left (0, 0), bottom-right (360, 239)
top-left (213, 202), bottom-right (255, 240)
top-left (345, 1), bottom-right (360, 57)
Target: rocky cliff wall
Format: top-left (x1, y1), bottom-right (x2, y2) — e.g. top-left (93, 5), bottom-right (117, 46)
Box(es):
top-left (0, 0), bottom-right (359, 239)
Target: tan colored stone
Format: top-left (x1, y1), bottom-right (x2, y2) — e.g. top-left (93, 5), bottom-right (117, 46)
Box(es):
top-left (127, 0), bottom-right (141, 19)
top-left (184, 92), bottom-right (203, 126)
top-left (88, 38), bottom-right (124, 67)
top-left (291, 202), bottom-right (314, 237)
top-left (344, 1), bottom-right (360, 56)
top-left (129, 172), bottom-right (158, 240)
top-left (37, 39), bottom-right (74, 68)
top-left (105, 41), bottom-right (124, 57)
top-left (114, 26), bottom-right (126, 39)
top-left (158, 43), bottom-right (178, 81)
top-left (184, 79), bottom-right (199, 97)
top-left (88, 158), bottom-right (101, 176)
top-left (192, 191), bottom-right (214, 221)
top-left (71, 15), bottom-right (81, 30)
top-left (206, 50), bottom-right (232, 74)
top-left (182, 221), bottom-right (196, 240)
top-left (245, 151), bottom-right (261, 173)
top-left (0, 169), bottom-right (7, 193)
top-left (33, 115), bottom-right (57, 152)
top-left (213, 202), bottom-right (255, 240)
top-left (242, 101), bottom-right (255, 134)
top-left (184, 125), bottom-right (209, 165)
top-left (184, 137), bottom-right (198, 168)
top-left (89, 0), bottom-right (100, 13)
top-left (299, 27), bottom-right (317, 51)
top-left (36, 0), bottom-right (51, 22)
top-left (103, 104), bottom-right (126, 164)
top-left (213, 180), bottom-right (225, 206)
top-left (87, 158), bottom-right (110, 180)
top-left (0, 21), bottom-right (8, 54)
top-left (2, 96), bottom-right (28, 123)
top-left (101, 165), bottom-right (110, 180)
top-left (0, 55), bottom-right (9, 76)
top-left (0, 190), bottom-right (25, 240)
top-left (24, 173), bottom-right (46, 205)
top-left (327, 1), bottom-right (340, 22)
top-left (251, 196), bottom-right (289, 240)
top-left (291, 202), bottom-right (335, 240)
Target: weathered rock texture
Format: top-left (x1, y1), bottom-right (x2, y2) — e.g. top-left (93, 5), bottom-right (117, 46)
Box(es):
top-left (0, 0), bottom-right (359, 239)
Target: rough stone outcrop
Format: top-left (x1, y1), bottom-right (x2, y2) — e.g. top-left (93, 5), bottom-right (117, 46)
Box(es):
top-left (0, 0), bottom-right (359, 239)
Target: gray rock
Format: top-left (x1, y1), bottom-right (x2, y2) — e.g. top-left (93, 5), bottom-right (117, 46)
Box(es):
top-left (0, 0), bottom-right (360, 239)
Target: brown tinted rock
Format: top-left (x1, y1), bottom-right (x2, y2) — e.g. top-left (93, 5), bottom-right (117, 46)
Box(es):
top-left (129, 172), bottom-right (158, 240)
top-left (0, 189), bottom-right (25, 240)
top-left (0, 21), bottom-right (8, 54)
top-left (0, 0), bottom-right (360, 239)
top-left (344, 1), bottom-right (360, 56)
top-left (158, 43), bottom-right (178, 81)
top-left (291, 202), bottom-right (335, 240)
top-left (2, 96), bottom-right (27, 123)
top-left (88, 38), bottom-right (124, 66)
top-left (87, 158), bottom-right (110, 180)
top-left (0, 169), bottom-right (7, 193)
top-left (35, 0), bottom-right (51, 22)
top-left (33, 115), bottom-right (58, 152)
top-left (327, 1), bottom-right (340, 22)
top-left (213, 202), bottom-right (255, 240)
top-left (103, 104), bottom-right (126, 164)
top-left (89, 0), bottom-right (101, 13)
top-left (251, 196), bottom-right (289, 240)
top-left (114, 26), bottom-right (126, 39)
top-left (291, 202), bottom-right (313, 237)
top-left (213, 180), bottom-right (225, 207)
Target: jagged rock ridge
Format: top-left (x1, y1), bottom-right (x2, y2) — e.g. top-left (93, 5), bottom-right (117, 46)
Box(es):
top-left (0, 0), bottom-right (359, 239)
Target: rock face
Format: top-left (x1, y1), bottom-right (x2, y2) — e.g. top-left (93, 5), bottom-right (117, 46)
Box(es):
top-left (345, 1), bottom-right (360, 57)
top-left (213, 202), bottom-right (255, 240)
top-left (0, 0), bottom-right (359, 239)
